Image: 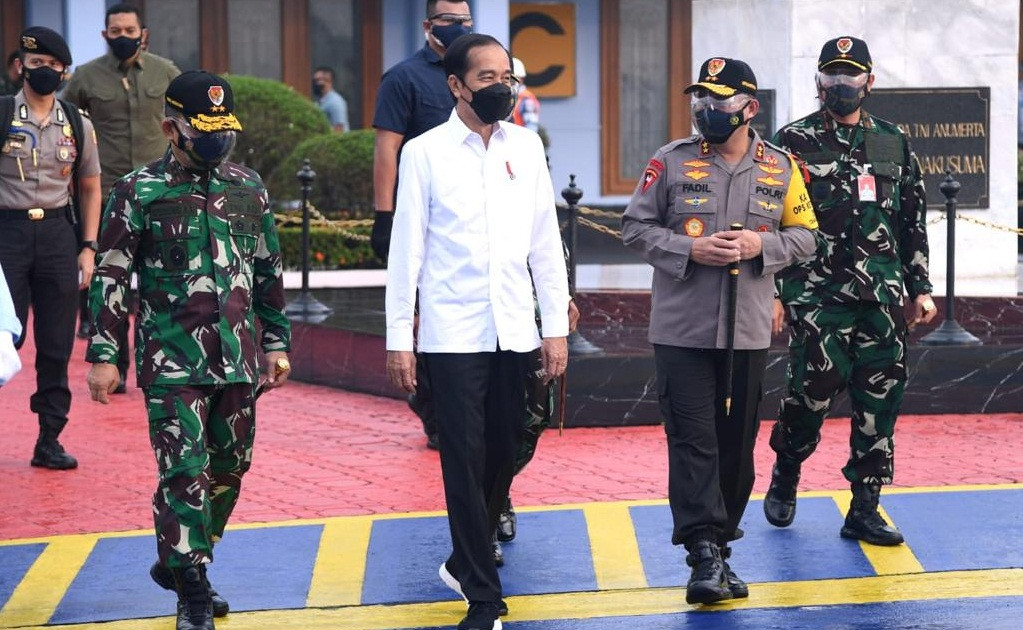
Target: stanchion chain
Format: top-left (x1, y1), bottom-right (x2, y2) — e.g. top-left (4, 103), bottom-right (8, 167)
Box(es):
top-left (576, 205), bottom-right (623, 221)
top-left (577, 216), bottom-right (623, 240)
top-left (953, 213), bottom-right (1023, 236)
top-left (275, 204), bottom-right (374, 242)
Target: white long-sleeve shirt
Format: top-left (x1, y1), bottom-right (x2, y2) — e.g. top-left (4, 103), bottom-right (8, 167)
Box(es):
top-left (386, 110), bottom-right (569, 354)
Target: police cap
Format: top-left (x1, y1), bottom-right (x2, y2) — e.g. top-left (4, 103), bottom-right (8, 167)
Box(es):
top-left (19, 26), bottom-right (72, 67)
top-left (684, 57), bottom-right (757, 98)
top-left (818, 36), bottom-right (872, 73)
top-left (165, 70), bottom-right (243, 133)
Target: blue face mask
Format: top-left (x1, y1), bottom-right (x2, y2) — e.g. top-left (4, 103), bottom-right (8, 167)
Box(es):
top-left (431, 22), bottom-right (472, 49)
top-left (694, 107), bottom-right (746, 144)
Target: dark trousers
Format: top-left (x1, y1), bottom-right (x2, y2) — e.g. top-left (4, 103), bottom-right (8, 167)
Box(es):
top-left (79, 286), bottom-right (131, 376)
top-left (0, 218), bottom-right (79, 433)
top-left (654, 345), bottom-right (767, 548)
top-left (426, 350), bottom-right (526, 603)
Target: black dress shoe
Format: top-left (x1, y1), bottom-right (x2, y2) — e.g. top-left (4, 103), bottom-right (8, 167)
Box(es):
top-left (31, 433), bottom-right (78, 470)
top-left (719, 546), bottom-right (748, 598)
top-left (152, 562), bottom-right (229, 617)
top-left (458, 601), bottom-right (502, 630)
top-left (496, 496), bottom-right (516, 542)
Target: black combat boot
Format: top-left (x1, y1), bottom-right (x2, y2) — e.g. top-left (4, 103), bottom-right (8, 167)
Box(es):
top-left (31, 427), bottom-right (78, 470)
top-left (719, 545), bottom-right (748, 598)
top-left (684, 541), bottom-right (732, 605)
top-left (152, 562), bottom-right (229, 617)
top-left (496, 496), bottom-right (516, 542)
top-left (840, 482), bottom-right (904, 546)
top-left (763, 455), bottom-right (800, 527)
top-left (171, 565), bottom-right (215, 630)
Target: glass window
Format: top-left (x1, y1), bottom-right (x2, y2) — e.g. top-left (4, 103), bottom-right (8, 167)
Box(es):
top-left (309, 0), bottom-right (362, 128)
top-left (140, 0), bottom-right (200, 71)
top-left (618, 0), bottom-right (669, 181)
top-left (228, 0), bottom-right (283, 80)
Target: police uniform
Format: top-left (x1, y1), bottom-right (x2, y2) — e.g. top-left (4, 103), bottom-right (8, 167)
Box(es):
top-left (622, 58), bottom-right (818, 604)
top-left (0, 27), bottom-right (101, 470)
top-left (764, 37), bottom-right (931, 546)
top-left (86, 71), bottom-right (290, 629)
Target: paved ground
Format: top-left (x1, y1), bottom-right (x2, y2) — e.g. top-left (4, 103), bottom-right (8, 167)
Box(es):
top-left (1, 332), bottom-right (1022, 628)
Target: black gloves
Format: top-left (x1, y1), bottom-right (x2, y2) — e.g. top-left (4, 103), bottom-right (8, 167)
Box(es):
top-left (371, 211), bottom-right (394, 262)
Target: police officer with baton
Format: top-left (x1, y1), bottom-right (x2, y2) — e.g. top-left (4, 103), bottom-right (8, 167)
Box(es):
top-left (622, 57), bottom-right (818, 604)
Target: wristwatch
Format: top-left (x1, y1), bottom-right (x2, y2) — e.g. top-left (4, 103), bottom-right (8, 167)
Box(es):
top-left (80, 239), bottom-right (99, 252)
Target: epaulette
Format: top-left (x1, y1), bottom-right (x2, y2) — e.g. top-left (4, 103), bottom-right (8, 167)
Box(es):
top-left (661, 135), bottom-right (700, 154)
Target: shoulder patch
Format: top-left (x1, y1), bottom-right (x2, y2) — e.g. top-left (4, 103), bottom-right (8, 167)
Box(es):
top-left (641, 158), bottom-right (664, 193)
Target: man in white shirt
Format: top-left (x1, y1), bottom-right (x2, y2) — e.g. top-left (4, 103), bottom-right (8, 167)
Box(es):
top-left (385, 33), bottom-right (569, 630)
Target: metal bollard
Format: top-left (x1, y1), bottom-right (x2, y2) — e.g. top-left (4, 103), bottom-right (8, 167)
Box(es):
top-left (284, 159), bottom-right (332, 320)
top-left (560, 175), bottom-right (601, 355)
top-left (920, 170), bottom-right (980, 345)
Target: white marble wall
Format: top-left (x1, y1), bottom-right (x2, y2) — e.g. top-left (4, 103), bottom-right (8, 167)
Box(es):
top-left (692, 0), bottom-right (1020, 295)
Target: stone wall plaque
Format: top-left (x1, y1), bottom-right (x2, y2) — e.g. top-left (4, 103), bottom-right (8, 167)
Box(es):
top-left (751, 89), bottom-right (775, 142)
top-left (868, 88), bottom-right (990, 209)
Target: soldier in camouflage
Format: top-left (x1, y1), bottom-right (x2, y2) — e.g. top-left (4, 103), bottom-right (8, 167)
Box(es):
top-left (86, 71), bottom-right (291, 630)
top-left (764, 37), bottom-right (937, 546)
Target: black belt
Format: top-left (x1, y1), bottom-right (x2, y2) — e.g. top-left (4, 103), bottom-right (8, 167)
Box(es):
top-left (0, 207), bottom-right (68, 221)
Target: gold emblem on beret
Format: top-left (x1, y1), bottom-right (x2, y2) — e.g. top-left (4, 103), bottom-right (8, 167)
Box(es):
top-left (21, 36), bottom-right (37, 50)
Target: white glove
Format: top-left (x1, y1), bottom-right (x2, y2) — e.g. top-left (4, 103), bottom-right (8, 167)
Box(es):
top-left (0, 331), bottom-right (21, 386)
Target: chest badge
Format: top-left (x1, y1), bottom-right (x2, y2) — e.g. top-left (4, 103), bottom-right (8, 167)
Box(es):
top-left (683, 217), bottom-right (705, 237)
top-left (757, 164), bottom-right (784, 175)
top-left (756, 175), bottom-right (784, 187)
top-left (62, 124), bottom-right (72, 137)
top-left (684, 169), bottom-right (710, 181)
top-left (58, 147), bottom-right (69, 160)
top-left (683, 159), bottom-right (710, 168)
top-left (683, 197), bottom-right (709, 207)
top-left (756, 200), bottom-right (778, 212)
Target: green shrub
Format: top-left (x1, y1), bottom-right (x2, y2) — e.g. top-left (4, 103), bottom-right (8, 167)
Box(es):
top-left (269, 130), bottom-right (375, 218)
top-left (277, 225), bottom-right (382, 270)
top-left (225, 75), bottom-right (331, 185)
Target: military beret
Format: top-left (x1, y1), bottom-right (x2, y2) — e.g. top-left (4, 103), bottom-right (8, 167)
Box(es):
top-left (165, 70), bottom-right (243, 133)
top-left (818, 36), bottom-right (872, 73)
top-left (684, 57), bottom-right (758, 98)
top-left (19, 26), bottom-right (72, 67)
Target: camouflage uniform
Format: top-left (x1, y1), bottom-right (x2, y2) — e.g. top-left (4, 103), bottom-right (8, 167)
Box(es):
top-left (770, 108), bottom-right (931, 485)
top-left (87, 151), bottom-right (290, 567)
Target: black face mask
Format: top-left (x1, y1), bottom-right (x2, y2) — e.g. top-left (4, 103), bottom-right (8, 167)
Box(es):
top-left (312, 82), bottom-right (325, 97)
top-left (694, 106), bottom-right (747, 144)
top-left (173, 122), bottom-right (237, 171)
top-left (462, 82), bottom-right (514, 125)
top-left (821, 83), bottom-right (867, 117)
top-left (23, 66), bottom-right (62, 95)
top-left (106, 35), bottom-right (142, 61)
top-left (431, 23), bottom-right (472, 49)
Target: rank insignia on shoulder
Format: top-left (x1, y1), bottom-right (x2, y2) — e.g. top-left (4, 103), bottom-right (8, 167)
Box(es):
top-left (683, 159), bottom-right (710, 168)
top-left (756, 175), bottom-right (784, 187)
top-left (699, 140), bottom-right (711, 156)
top-left (758, 164), bottom-right (784, 175)
top-left (684, 169), bottom-right (710, 181)
top-left (683, 197), bottom-right (709, 207)
top-left (641, 158), bottom-right (664, 193)
top-left (755, 142), bottom-right (765, 161)
top-left (683, 217), bottom-right (705, 237)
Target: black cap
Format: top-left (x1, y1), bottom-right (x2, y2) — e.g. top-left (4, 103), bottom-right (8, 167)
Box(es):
top-left (165, 70), bottom-right (243, 133)
top-left (818, 36), bottom-right (872, 73)
top-left (19, 26), bottom-right (72, 67)
top-left (684, 57), bottom-right (757, 98)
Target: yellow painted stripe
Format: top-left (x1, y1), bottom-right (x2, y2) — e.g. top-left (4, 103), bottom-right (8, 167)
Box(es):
top-left (583, 503), bottom-right (648, 590)
top-left (831, 491), bottom-right (925, 575)
top-left (3, 483), bottom-right (1020, 548)
top-left (306, 517), bottom-right (372, 607)
top-left (16, 568), bottom-right (1023, 630)
top-left (0, 535), bottom-right (97, 627)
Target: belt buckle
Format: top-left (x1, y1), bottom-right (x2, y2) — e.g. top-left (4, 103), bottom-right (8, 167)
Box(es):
top-left (27, 208), bottom-right (44, 221)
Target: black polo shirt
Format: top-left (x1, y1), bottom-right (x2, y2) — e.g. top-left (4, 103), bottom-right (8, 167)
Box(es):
top-left (372, 44), bottom-right (454, 142)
